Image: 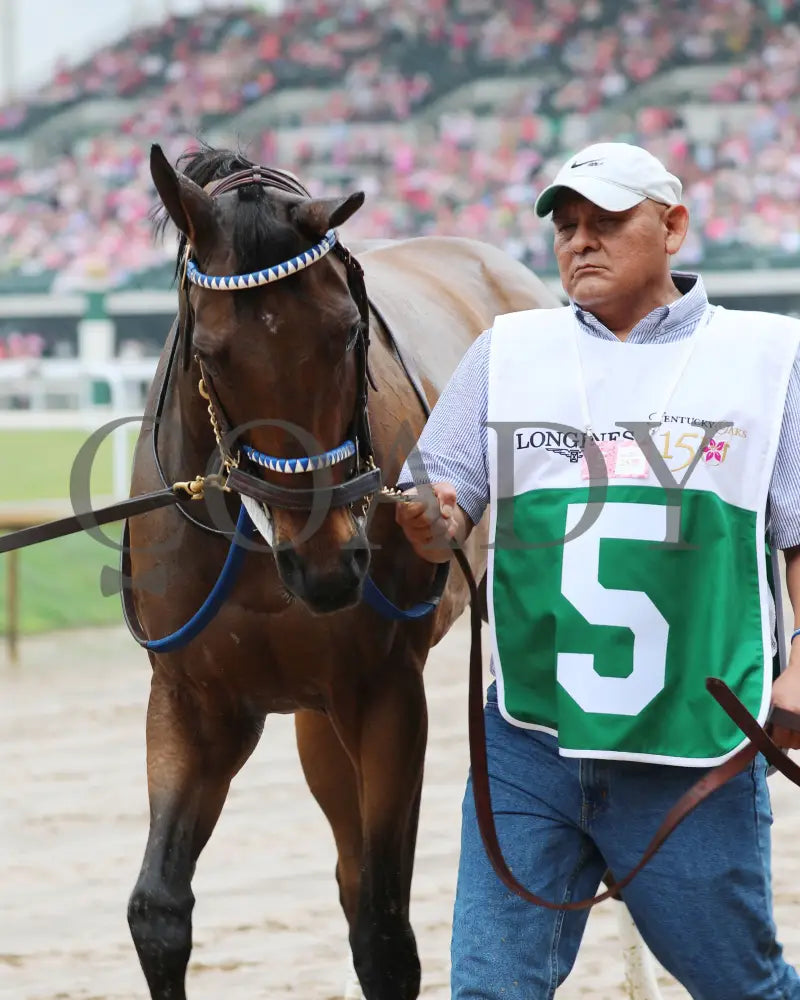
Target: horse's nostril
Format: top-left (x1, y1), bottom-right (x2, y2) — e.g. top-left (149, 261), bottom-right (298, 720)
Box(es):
top-left (274, 547), bottom-right (303, 590)
top-left (274, 545), bottom-right (369, 614)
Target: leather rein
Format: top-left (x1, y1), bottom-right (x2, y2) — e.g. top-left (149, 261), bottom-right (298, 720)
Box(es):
top-left (455, 546), bottom-right (800, 910)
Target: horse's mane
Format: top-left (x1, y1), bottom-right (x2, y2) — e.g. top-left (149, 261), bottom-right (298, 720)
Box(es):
top-left (154, 142), bottom-right (307, 281)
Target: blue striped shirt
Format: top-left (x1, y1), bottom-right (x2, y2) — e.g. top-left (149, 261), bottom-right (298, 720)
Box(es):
top-left (398, 271), bottom-right (800, 550)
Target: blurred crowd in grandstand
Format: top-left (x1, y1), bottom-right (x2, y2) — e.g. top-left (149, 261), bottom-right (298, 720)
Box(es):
top-left (1, 0), bottom-right (799, 293)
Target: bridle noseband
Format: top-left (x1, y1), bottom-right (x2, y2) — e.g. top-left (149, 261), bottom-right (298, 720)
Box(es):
top-left (179, 165), bottom-right (383, 519)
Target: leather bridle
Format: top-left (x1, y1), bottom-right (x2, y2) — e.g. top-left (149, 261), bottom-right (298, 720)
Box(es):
top-left (161, 165), bottom-right (384, 527)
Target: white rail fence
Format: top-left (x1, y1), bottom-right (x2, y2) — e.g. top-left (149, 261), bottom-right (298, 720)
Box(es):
top-left (0, 357), bottom-right (157, 500)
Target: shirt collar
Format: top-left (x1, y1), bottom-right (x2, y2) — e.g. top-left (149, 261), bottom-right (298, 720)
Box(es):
top-left (570, 271), bottom-right (708, 340)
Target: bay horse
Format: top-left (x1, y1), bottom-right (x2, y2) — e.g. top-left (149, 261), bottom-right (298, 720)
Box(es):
top-left (125, 142), bottom-right (558, 1000)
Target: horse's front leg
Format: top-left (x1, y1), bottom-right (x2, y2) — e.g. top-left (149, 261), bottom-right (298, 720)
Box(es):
top-left (127, 668), bottom-right (262, 1000)
top-left (343, 665), bottom-right (428, 1000)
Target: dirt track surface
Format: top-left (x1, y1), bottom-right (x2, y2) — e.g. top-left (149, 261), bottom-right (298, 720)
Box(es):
top-left (2, 619), bottom-right (799, 1000)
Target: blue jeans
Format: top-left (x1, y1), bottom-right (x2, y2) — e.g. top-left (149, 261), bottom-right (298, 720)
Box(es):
top-left (451, 682), bottom-right (799, 1000)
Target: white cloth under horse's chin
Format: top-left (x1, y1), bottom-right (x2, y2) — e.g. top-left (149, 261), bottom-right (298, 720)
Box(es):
top-left (241, 495), bottom-right (274, 547)
top-left (242, 496), bottom-right (368, 549)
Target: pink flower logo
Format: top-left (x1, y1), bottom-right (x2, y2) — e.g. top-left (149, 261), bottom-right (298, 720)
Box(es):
top-left (703, 438), bottom-right (727, 464)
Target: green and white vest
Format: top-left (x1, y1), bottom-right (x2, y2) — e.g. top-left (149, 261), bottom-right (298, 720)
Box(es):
top-left (487, 304), bottom-right (799, 766)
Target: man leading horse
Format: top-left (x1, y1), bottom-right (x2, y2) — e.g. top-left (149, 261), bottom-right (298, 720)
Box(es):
top-left (396, 141), bottom-right (800, 999)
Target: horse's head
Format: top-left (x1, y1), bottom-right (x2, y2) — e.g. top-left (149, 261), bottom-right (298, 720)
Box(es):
top-left (150, 143), bottom-right (376, 614)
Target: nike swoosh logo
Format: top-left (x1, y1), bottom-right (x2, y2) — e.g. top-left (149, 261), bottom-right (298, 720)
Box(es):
top-left (571, 159), bottom-right (604, 169)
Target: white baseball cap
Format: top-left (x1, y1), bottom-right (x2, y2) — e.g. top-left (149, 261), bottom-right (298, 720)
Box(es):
top-left (534, 142), bottom-right (682, 218)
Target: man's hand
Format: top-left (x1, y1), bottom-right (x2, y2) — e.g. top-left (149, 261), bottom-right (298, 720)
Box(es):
top-left (771, 641), bottom-right (800, 750)
top-left (395, 482), bottom-right (461, 563)
top-left (774, 545), bottom-right (800, 750)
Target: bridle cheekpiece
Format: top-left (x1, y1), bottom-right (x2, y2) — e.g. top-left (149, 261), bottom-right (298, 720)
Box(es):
top-left (178, 165), bottom-right (387, 522)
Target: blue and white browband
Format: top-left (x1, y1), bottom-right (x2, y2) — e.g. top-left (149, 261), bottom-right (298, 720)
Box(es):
top-left (242, 439), bottom-right (355, 474)
top-left (185, 229), bottom-right (338, 291)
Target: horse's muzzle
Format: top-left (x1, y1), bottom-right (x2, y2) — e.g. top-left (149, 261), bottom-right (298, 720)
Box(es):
top-left (274, 544), bottom-right (370, 614)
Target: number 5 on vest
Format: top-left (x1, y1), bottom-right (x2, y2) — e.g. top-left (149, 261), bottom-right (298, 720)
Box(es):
top-left (557, 502), bottom-right (669, 716)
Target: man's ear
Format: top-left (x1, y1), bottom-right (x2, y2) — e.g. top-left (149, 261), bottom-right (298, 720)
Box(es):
top-left (664, 203), bottom-right (689, 256)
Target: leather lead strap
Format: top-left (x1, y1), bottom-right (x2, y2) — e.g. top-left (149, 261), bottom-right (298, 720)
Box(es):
top-left (0, 488), bottom-right (183, 556)
top-left (456, 546), bottom-right (800, 911)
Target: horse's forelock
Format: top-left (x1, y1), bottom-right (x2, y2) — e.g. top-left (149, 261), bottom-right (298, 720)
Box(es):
top-left (151, 142), bottom-right (307, 284)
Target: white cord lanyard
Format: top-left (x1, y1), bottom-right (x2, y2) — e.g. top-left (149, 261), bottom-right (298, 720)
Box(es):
top-left (571, 308), bottom-right (713, 439)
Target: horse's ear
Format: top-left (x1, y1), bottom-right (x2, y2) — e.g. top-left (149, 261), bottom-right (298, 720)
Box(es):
top-left (150, 144), bottom-right (216, 249)
top-left (293, 192), bottom-right (365, 238)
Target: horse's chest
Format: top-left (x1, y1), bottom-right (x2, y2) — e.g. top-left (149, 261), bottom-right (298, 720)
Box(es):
top-left (183, 601), bottom-right (370, 713)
